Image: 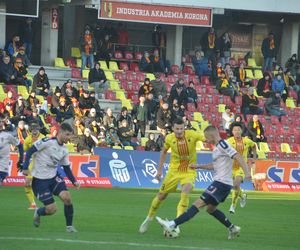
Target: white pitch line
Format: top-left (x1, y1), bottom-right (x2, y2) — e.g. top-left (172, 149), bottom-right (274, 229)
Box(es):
top-left (0, 236), bottom-right (223, 250)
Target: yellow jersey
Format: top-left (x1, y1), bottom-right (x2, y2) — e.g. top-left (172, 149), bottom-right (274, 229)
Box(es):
top-left (164, 130), bottom-right (205, 172)
top-left (227, 136), bottom-right (255, 170)
top-left (24, 133), bottom-right (45, 151)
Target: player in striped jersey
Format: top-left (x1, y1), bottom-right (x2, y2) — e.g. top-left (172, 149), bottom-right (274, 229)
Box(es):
top-left (139, 117), bottom-right (205, 233)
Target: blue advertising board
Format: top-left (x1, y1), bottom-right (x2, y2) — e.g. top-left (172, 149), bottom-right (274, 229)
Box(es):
top-left (94, 148), bottom-right (254, 190)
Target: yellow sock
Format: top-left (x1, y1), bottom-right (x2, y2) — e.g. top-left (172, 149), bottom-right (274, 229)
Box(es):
top-left (176, 192), bottom-right (189, 217)
top-left (147, 196), bottom-right (163, 218)
top-left (231, 189), bottom-right (240, 207)
top-left (24, 186), bottom-right (35, 205)
top-left (238, 189), bottom-right (244, 198)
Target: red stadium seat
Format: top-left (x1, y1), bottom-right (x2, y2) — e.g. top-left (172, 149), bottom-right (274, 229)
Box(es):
top-left (114, 71), bottom-right (125, 81)
top-left (136, 72), bottom-right (145, 82)
top-left (120, 80), bottom-right (130, 91)
top-left (105, 90), bottom-right (116, 100)
top-left (114, 50), bottom-right (123, 59)
top-left (238, 58), bottom-right (246, 67)
top-left (266, 152), bottom-right (276, 160)
top-left (124, 51), bottom-right (134, 60)
top-left (130, 62), bottom-right (140, 72)
top-left (201, 76), bottom-right (210, 85)
top-left (270, 116), bottom-right (280, 125)
top-left (187, 103), bottom-right (196, 112)
top-left (131, 81), bottom-right (140, 92)
top-left (119, 62), bottom-right (129, 71)
top-left (235, 96), bottom-right (242, 106)
top-left (71, 68), bottom-right (81, 78)
top-left (66, 57), bottom-right (76, 68)
top-left (222, 96), bottom-right (232, 105)
top-left (135, 52), bottom-right (143, 60)
top-left (183, 65), bottom-right (195, 75)
top-left (195, 85), bottom-right (204, 94)
top-left (206, 87), bottom-right (215, 95)
top-left (126, 71), bottom-right (136, 81)
top-left (188, 75), bottom-right (199, 84)
top-left (167, 75), bottom-right (177, 84)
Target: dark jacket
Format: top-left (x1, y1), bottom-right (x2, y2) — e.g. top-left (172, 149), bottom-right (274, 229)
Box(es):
top-left (241, 94), bottom-right (260, 113)
top-left (261, 37), bottom-right (278, 58)
top-left (145, 139), bottom-right (160, 151)
top-left (79, 96), bottom-right (94, 110)
top-left (0, 62), bottom-right (17, 83)
top-left (88, 68), bottom-right (107, 84)
top-left (257, 77), bottom-right (272, 97)
top-left (247, 120), bottom-right (265, 140)
top-left (32, 73), bottom-right (50, 91)
top-left (156, 108), bottom-right (174, 130)
top-left (51, 105), bottom-right (74, 123)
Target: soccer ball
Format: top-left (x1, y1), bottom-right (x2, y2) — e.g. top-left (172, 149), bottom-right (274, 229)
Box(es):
top-left (163, 227), bottom-right (180, 238)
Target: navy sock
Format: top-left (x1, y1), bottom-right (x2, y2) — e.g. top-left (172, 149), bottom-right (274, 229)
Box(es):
top-left (210, 209), bottom-right (232, 228)
top-left (64, 204), bottom-right (74, 226)
top-left (174, 205), bottom-right (199, 226)
top-left (37, 207), bottom-right (46, 216)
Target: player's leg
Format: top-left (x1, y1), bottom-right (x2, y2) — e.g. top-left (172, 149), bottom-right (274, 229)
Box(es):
top-left (58, 190), bottom-right (77, 232)
top-left (230, 175), bottom-right (243, 213)
top-left (0, 171), bottom-right (8, 186)
top-left (139, 171), bottom-right (177, 233)
top-left (177, 173), bottom-right (196, 217)
top-left (24, 176), bottom-right (37, 209)
top-left (31, 177), bottom-right (57, 227)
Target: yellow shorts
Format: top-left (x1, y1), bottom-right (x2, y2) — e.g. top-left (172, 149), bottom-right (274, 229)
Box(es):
top-left (232, 167), bottom-right (245, 179)
top-left (159, 169), bottom-right (196, 194)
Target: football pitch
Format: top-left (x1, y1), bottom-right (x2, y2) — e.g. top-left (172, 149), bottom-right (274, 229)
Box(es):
top-left (0, 187), bottom-right (300, 250)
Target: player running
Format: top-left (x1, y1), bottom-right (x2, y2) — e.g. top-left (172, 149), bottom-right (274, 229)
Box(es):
top-left (23, 122), bottom-right (44, 210)
top-left (227, 122), bottom-right (257, 214)
top-left (139, 117), bottom-right (205, 233)
top-left (0, 113), bottom-right (24, 186)
top-left (156, 126), bottom-right (251, 240)
top-left (22, 123), bottom-right (80, 232)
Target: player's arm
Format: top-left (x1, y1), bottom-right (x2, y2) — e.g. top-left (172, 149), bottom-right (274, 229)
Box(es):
top-left (233, 153), bottom-right (251, 180)
top-left (190, 163), bottom-right (214, 170)
top-left (156, 147), bottom-right (168, 182)
top-left (62, 165), bottom-right (80, 189)
top-left (22, 145), bottom-right (38, 176)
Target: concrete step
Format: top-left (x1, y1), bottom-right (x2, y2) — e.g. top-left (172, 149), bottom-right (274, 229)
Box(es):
top-left (28, 65), bottom-right (72, 79)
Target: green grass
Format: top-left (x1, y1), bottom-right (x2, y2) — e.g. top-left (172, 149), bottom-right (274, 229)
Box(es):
top-left (0, 187), bottom-right (300, 250)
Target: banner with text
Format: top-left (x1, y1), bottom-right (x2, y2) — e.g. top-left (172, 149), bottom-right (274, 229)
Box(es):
top-left (253, 160), bottom-right (300, 192)
top-left (94, 148), bottom-right (254, 190)
top-left (99, 1), bottom-right (212, 27)
top-left (4, 154), bottom-right (112, 188)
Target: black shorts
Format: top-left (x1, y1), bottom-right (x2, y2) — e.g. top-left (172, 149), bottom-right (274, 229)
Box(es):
top-left (201, 181), bottom-right (232, 206)
top-left (32, 175), bottom-right (68, 206)
top-left (0, 171), bottom-right (8, 183)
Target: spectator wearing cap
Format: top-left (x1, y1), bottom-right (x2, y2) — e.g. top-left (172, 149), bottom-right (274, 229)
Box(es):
top-left (16, 46), bottom-right (30, 67)
top-left (117, 106), bottom-right (132, 128)
top-left (247, 115), bottom-right (267, 143)
top-left (13, 57), bottom-right (31, 89)
top-left (265, 91), bottom-right (286, 120)
top-left (32, 67), bottom-right (50, 96)
top-left (138, 78), bottom-right (154, 97)
top-left (132, 95), bottom-right (148, 137)
top-left (0, 55), bottom-right (17, 84)
top-left (222, 105), bottom-right (234, 133)
top-left (79, 90), bottom-right (94, 113)
top-left (61, 79), bottom-right (79, 104)
top-left (261, 32), bottom-right (278, 72)
top-left (257, 72), bottom-right (272, 98)
top-left (186, 81), bottom-right (198, 108)
top-left (50, 96), bottom-right (75, 125)
top-left (139, 51), bottom-right (154, 73)
top-left (151, 72), bottom-right (167, 101)
top-left (80, 28), bottom-right (97, 70)
top-left (88, 62), bottom-right (108, 98)
top-left (272, 74), bottom-right (286, 102)
top-left (241, 87), bottom-right (264, 120)
top-left (150, 49), bottom-right (165, 73)
top-left (192, 50), bottom-right (211, 78)
top-left (216, 70), bottom-right (236, 102)
top-left (103, 108), bottom-right (117, 129)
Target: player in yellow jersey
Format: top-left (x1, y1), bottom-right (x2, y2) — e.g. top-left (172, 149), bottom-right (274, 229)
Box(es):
top-left (139, 117), bottom-right (205, 233)
top-left (23, 123), bottom-right (44, 209)
top-left (227, 122), bottom-right (257, 214)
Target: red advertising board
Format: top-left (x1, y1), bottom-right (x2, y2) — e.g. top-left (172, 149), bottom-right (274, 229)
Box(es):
top-left (253, 160), bottom-right (300, 192)
top-left (3, 154), bottom-right (112, 188)
top-left (99, 1), bottom-right (212, 27)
